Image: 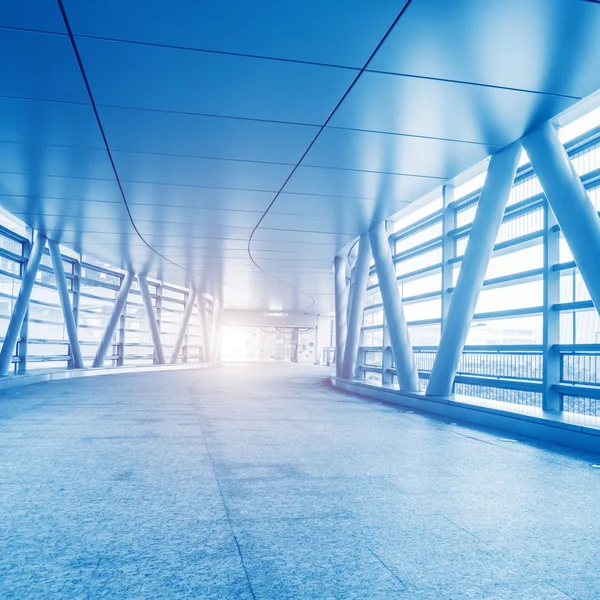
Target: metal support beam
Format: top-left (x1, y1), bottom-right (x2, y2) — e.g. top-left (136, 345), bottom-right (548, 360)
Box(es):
top-left (48, 240), bottom-right (84, 369)
top-left (138, 273), bottom-right (165, 365)
top-left (290, 328), bottom-right (299, 363)
top-left (341, 233), bottom-right (371, 379)
top-left (210, 299), bottom-right (223, 362)
top-left (333, 253), bottom-right (348, 377)
top-left (92, 271), bottom-right (134, 368)
top-left (441, 184), bottom-right (455, 331)
top-left (543, 202), bottom-right (562, 411)
top-left (522, 121), bottom-right (600, 313)
top-left (170, 288), bottom-right (197, 364)
top-left (0, 231), bottom-right (47, 377)
top-left (427, 142), bottom-right (521, 397)
top-left (381, 222), bottom-right (395, 386)
top-left (16, 236), bottom-right (33, 375)
top-left (314, 316), bottom-right (321, 366)
top-left (197, 293), bottom-right (211, 361)
top-left (370, 222), bottom-right (419, 391)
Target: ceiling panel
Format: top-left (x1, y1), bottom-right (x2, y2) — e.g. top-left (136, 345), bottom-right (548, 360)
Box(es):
top-left (129, 205), bottom-right (262, 228)
top-left (0, 196), bottom-right (125, 221)
top-left (284, 165), bottom-right (443, 202)
top-left (0, 173), bottom-right (122, 203)
top-left (369, 0), bottom-right (600, 99)
top-left (98, 106), bottom-right (319, 164)
top-left (257, 212), bottom-right (364, 236)
top-left (77, 37), bottom-right (357, 124)
top-left (64, 0), bottom-right (403, 68)
top-left (249, 240), bottom-right (345, 253)
top-left (330, 71), bottom-right (576, 145)
top-left (0, 142), bottom-right (113, 180)
top-left (112, 151), bottom-right (291, 190)
top-left (0, 97), bottom-right (103, 148)
top-left (272, 193), bottom-right (410, 223)
top-left (0, 0), bottom-right (66, 34)
top-left (1, 0), bottom-right (599, 315)
top-left (304, 127), bottom-right (500, 178)
top-left (250, 228), bottom-right (357, 246)
top-left (122, 182), bottom-right (273, 212)
top-left (0, 29), bottom-right (88, 103)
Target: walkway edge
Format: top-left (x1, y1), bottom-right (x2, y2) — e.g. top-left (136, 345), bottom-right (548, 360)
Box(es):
top-left (0, 362), bottom-right (223, 392)
top-left (331, 376), bottom-right (600, 455)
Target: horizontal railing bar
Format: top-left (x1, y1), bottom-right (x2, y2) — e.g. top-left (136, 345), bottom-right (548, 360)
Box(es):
top-left (553, 384), bottom-right (600, 400)
top-left (553, 300), bottom-right (595, 312)
top-left (555, 344), bottom-right (600, 352)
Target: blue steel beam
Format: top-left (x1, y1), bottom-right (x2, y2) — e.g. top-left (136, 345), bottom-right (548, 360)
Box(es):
top-left (0, 231), bottom-right (47, 377)
top-left (210, 298), bottom-right (224, 362)
top-left (427, 141), bottom-right (522, 397)
top-left (48, 240), bottom-right (84, 369)
top-left (369, 221), bottom-right (419, 391)
top-left (137, 274), bottom-right (166, 365)
top-left (333, 253), bottom-right (348, 377)
top-left (341, 233), bottom-right (371, 379)
top-left (521, 121), bottom-right (600, 313)
top-left (170, 288), bottom-right (197, 364)
top-left (92, 271), bottom-right (134, 368)
top-left (197, 293), bottom-right (211, 361)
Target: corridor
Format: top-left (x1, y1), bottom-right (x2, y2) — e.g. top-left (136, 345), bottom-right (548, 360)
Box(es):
top-left (1, 364), bottom-right (600, 599)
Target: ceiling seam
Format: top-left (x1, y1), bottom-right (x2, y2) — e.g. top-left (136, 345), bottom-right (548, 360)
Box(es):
top-left (0, 94), bottom-right (547, 147)
top-left (53, 0), bottom-right (270, 309)
top-left (246, 0), bottom-right (417, 309)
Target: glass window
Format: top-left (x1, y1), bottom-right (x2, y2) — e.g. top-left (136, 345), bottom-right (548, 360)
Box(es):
top-left (475, 280), bottom-right (542, 314)
top-left (404, 298), bottom-right (441, 322)
top-left (466, 315), bottom-right (543, 345)
top-left (401, 273), bottom-right (442, 297)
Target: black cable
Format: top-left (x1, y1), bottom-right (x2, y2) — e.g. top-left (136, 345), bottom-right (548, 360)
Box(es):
top-left (247, 0), bottom-right (415, 309)
top-left (55, 0), bottom-right (269, 309)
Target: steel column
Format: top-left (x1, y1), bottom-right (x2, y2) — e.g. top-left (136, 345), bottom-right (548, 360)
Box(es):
top-left (210, 299), bottom-right (223, 362)
top-left (441, 184), bottom-right (455, 331)
top-left (427, 142), bottom-right (521, 396)
top-left (170, 288), bottom-right (197, 364)
top-left (341, 233), bottom-right (371, 379)
top-left (522, 121), bottom-right (600, 312)
top-left (0, 231), bottom-right (47, 376)
top-left (542, 201), bottom-right (561, 411)
top-left (381, 222), bottom-right (395, 385)
top-left (48, 240), bottom-right (84, 369)
top-left (333, 253), bottom-right (348, 377)
top-left (92, 271), bottom-right (134, 368)
top-left (138, 273), bottom-right (165, 364)
top-left (16, 237), bottom-right (33, 375)
top-left (290, 328), bottom-right (299, 363)
top-left (198, 293), bottom-right (211, 361)
top-left (370, 221), bottom-right (419, 391)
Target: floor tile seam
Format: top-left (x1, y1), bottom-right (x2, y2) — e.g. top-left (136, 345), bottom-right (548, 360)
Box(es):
top-left (189, 396), bottom-right (258, 600)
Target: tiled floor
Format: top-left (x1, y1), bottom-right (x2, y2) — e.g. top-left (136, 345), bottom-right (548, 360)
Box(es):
top-left (1, 363), bottom-right (600, 599)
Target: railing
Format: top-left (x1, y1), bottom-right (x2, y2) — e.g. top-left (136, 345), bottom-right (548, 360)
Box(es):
top-left (559, 345), bottom-right (600, 386)
top-left (356, 124), bottom-right (600, 418)
top-left (0, 220), bottom-right (214, 375)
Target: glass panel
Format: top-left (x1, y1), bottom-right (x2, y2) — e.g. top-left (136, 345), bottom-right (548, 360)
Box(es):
top-left (395, 247), bottom-right (442, 276)
top-left (475, 280), bottom-right (543, 313)
top-left (403, 298), bottom-right (441, 322)
top-left (408, 324), bottom-right (440, 345)
top-left (467, 315), bottom-right (543, 345)
top-left (401, 273), bottom-right (442, 297)
top-left (395, 220), bottom-right (443, 254)
top-left (393, 197), bottom-right (442, 232)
